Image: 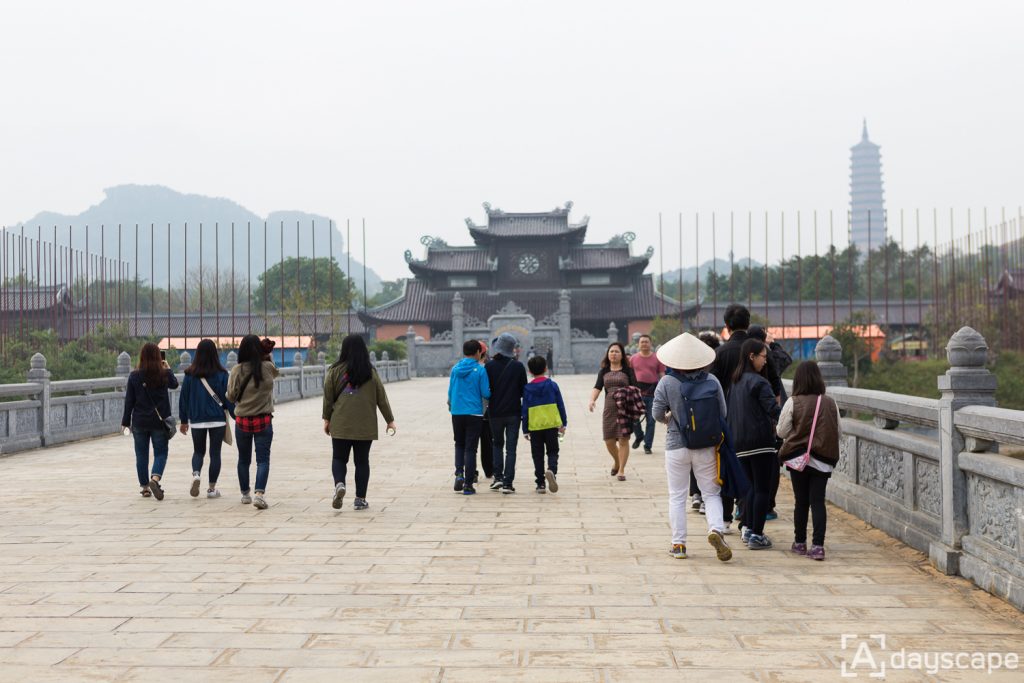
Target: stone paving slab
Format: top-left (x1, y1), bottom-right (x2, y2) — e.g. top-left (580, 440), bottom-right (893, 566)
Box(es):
top-left (0, 374), bottom-right (1021, 682)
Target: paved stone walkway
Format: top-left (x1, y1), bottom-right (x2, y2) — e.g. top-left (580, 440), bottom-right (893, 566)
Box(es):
top-left (0, 375), bottom-right (1021, 682)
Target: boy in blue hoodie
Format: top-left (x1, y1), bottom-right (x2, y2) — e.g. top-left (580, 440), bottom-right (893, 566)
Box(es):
top-left (521, 356), bottom-right (567, 494)
top-left (448, 339), bottom-right (491, 495)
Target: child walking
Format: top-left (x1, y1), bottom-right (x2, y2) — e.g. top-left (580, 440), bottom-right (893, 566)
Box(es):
top-left (776, 361), bottom-right (842, 560)
top-left (521, 356), bottom-right (566, 494)
top-left (448, 339), bottom-right (491, 495)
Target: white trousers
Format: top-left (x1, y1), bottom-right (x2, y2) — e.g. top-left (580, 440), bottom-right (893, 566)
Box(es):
top-left (665, 446), bottom-right (724, 544)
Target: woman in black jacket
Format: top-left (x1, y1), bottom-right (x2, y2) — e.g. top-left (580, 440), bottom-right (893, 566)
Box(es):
top-left (727, 338), bottom-right (781, 549)
top-left (121, 343), bottom-right (178, 500)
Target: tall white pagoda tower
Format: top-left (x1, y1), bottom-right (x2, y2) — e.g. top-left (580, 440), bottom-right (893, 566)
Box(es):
top-left (849, 119), bottom-right (886, 253)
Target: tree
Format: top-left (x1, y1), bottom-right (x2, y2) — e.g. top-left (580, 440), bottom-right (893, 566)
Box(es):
top-left (253, 257), bottom-right (357, 312)
top-left (830, 311), bottom-right (873, 387)
top-left (367, 280), bottom-right (404, 308)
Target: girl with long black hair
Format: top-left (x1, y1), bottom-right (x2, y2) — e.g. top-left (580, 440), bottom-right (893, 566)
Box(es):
top-left (727, 338), bottom-right (781, 550)
top-left (179, 339), bottom-right (235, 499)
top-left (121, 342), bottom-right (178, 499)
top-left (226, 334), bottom-right (280, 510)
top-left (322, 335), bottom-right (397, 511)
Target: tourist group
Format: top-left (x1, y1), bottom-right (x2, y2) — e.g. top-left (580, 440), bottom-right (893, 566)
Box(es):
top-left (121, 334), bottom-right (395, 511)
top-left (122, 303), bottom-right (840, 562)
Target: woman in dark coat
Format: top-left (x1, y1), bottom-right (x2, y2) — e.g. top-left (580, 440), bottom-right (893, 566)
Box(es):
top-left (727, 339), bottom-right (781, 550)
top-left (121, 342), bottom-right (178, 500)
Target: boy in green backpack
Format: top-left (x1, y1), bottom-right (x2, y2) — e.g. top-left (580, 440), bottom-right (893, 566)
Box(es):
top-left (521, 356), bottom-right (567, 494)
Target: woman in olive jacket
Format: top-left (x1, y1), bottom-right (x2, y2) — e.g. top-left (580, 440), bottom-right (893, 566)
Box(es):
top-left (322, 335), bottom-right (397, 511)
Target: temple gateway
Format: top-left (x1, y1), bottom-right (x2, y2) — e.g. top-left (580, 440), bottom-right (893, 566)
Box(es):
top-left (360, 202), bottom-right (694, 375)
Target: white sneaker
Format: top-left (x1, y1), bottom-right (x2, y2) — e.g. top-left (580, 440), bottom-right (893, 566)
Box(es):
top-left (253, 494), bottom-right (268, 510)
top-left (722, 523), bottom-right (734, 535)
top-left (190, 473), bottom-right (201, 498)
top-left (332, 482), bottom-right (346, 510)
top-left (544, 469), bottom-right (558, 493)
top-left (241, 493), bottom-right (253, 504)
top-left (207, 488), bottom-right (221, 499)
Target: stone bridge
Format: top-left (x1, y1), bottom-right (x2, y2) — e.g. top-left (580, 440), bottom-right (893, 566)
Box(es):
top-left (0, 332), bottom-right (1021, 680)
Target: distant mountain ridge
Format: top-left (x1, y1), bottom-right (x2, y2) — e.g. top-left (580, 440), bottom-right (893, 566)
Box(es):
top-left (8, 184), bottom-right (383, 295)
top-left (658, 257), bottom-right (764, 284)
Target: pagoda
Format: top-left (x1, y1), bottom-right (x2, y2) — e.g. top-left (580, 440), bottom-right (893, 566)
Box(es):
top-left (849, 119), bottom-right (887, 253)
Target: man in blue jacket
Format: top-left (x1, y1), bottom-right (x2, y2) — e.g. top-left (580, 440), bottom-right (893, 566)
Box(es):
top-left (448, 339), bottom-right (491, 495)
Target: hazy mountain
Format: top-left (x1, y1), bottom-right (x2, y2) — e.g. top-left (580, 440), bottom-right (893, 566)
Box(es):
top-left (8, 184), bottom-right (383, 295)
top-left (659, 257), bottom-right (764, 284)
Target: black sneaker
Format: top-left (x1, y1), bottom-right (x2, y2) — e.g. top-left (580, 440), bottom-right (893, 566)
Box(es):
top-left (631, 435), bottom-right (643, 449)
top-left (454, 475), bottom-right (465, 492)
top-left (353, 498), bottom-right (369, 510)
top-left (463, 486), bottom-right (477, 496)
top-left (501, 485), bottom-right (516, 494)
top-left (536, 485), bottom-right (546, 494)
top-left (643, 448), bottom-right (653, 455)
top-left (148, 478), bottom-right (164, 501)
top-left (489, 480), bottom-right (503, 491)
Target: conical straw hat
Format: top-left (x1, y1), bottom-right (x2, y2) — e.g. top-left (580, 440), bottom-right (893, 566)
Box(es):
top-left (655, 332), bottom-right (716, 371)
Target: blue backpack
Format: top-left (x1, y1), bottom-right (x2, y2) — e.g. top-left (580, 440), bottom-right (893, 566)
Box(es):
top-left (672, 371), bottom-right (724, 449)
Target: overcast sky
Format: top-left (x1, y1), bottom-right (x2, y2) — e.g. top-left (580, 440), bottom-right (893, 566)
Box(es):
top-left (1, 1), bottom-right (1021, 279)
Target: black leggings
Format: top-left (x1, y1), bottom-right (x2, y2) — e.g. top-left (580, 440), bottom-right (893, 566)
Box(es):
top-left (741, 453), bottom-right (777, 535)
top-left (332, 439), bottom-right (372, 498)
top-left (789, 466), bottom-right (831, 546)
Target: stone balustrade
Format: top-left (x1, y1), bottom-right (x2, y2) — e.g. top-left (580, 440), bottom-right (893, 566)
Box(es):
top-left (0, 351), bottom-right (410, 457)
top-left (789, 328), bottom-right (1024, 610)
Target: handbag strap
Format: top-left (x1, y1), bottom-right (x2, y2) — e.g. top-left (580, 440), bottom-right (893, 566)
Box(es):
top-left (199, 377), bottom-right (224, 408)
top-left (803, 395), bottom-right (823, 458)
top-left (141, 380), bottom-right (167, 422)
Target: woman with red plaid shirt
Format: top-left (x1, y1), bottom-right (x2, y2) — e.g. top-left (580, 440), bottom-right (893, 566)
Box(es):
top-left (226, 335), bottom-right (280, 510)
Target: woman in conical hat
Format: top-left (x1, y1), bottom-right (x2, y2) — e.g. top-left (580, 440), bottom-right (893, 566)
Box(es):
top-left (652, 333), bottom-right (732, 562)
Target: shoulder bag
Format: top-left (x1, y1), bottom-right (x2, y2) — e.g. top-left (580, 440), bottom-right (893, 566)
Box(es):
top-left (784, 395), bottom-right (822, 472)
top-left (142, 380), bottom-right (176, 441)
top-left (199, 377), bottom-right (233, 446)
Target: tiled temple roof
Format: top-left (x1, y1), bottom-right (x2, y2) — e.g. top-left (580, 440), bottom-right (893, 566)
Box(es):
top-left (360, 276), bottom-right (690, 326)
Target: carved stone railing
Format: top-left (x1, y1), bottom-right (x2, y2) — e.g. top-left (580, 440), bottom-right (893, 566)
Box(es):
top-left (0, 349), bottom-right (409, 456)
top-left (802, 330), bottom-right (1024, 611)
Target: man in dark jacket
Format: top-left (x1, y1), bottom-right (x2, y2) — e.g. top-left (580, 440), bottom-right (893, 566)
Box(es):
top-left (710, 303), bottom-right (752, 527)
top-left (485, 333), bottom-right (528, 493)
top-left (711, 304), bottom-right (751, 397)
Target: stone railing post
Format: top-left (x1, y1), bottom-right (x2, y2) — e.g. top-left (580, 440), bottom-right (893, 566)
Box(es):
top-left (115, 351), bottom-right (131, 377)
top-left (406, 326), bottom-right (418, 377)
top-left (930, 326), bottom-right (997, 575)
top-left (226, 351), bottom-right (237, 370)
top-left (607, 322), bottom-right (618, 344)
top-left (294, 352), bottom-right (305, 398)
top-left (452, 293), bottom-right (465, 360)
top-left (317, 351), bottom-right (326, 367)
top-left (556, 289), bottom-right (575, 375)
top-left (179, 351), bottom-right (192, 371)
top-left (27, 353), bottom-right (52, 446)
top-left (814, 335), bottom-right (848, 388)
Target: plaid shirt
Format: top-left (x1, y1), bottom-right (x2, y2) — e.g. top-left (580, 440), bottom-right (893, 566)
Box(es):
top-left (612, 386), bottom-right (646, 438)
top-left (236, 413), bottom-right (272, 433)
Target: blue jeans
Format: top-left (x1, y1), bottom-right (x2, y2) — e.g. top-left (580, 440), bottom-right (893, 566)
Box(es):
top-left (632, 396), bottom-right (656, 449)
top-left (133, 428), bottom-right (169, 486)
top-left (236, 423), bottom-right (273, 493)
top-left (489, 415), bottom-right (520, 485)
top-left (191, 426), bottom-right (225, 485)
